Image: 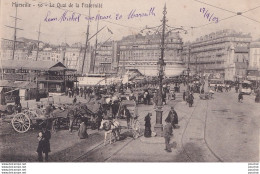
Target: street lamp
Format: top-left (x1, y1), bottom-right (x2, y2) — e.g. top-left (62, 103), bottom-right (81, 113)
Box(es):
top-left (141, 4), bottom-right (187, 137)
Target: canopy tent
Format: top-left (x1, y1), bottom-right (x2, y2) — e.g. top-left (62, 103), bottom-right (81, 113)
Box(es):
top-left (242, 80), bottom-right (252, 84)
top-left (138, 64), bottom-right (186, 77)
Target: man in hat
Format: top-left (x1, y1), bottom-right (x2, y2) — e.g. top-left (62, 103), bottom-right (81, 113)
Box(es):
top-left (165, 106), bottom-right (178, 128)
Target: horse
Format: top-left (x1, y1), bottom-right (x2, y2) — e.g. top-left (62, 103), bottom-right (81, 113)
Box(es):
top-left (99, 119), bottom-right (121, 145)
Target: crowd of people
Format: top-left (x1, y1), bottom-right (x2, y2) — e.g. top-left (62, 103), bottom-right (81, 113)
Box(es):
top-left (33, 75), bottom-right (260, 160)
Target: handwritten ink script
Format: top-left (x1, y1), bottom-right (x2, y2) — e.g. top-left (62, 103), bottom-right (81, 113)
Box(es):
top-left (200, 7), bottom-right (219, 23)
top-left (44, 7), bottom-right (155, 23)
top-left (44, 11), bottom-right (81, 22)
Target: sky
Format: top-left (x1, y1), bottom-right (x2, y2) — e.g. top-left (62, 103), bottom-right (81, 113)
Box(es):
top-left (1, 0), bottom-right (260, 45)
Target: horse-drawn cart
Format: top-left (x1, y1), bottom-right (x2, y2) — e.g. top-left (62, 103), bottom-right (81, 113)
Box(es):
top-left (3, 101), bottom-right (102, 133)
top-left (10, 106), bottom-right (69, 133)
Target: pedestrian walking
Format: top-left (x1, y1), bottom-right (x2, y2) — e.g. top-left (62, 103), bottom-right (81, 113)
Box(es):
top-left (73, 96), bottom-right (77, 104)
top-left (235, 85), bottom-right (239, 93)
top-left (68, 88), bottom-right (72, 98)
top-left (238, 93), bottom-right (243, 103)
top-left (187, 92), bottom-right (194, 107)
top-left (200, 88), bottom-right (204, 94)
top-left (165, 106), bottom-right (178, 128)
top-left (84, 87), bottom-right (87, 99)
top-left (78, 119), bottom-right (88, 139)
top-left (144, 113), bottom-right (152, 138)
top-left (183, 90), bottom-right (186, 101)
top-left (143, 90), bottom-right (148, 105)
top-left (36, 124), bottom-right (51, 162)
top-left (80, 87), bottom-right (83, 97)
top-left (163, 120), bottom-right (173, 152)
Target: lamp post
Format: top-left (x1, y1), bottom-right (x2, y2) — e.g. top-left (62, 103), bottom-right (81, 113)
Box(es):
top-left (153, 4), bottom-right (167, 137)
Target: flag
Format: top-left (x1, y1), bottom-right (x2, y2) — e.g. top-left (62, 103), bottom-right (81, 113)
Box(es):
top-left (107, 27), bottom-right (113, 34)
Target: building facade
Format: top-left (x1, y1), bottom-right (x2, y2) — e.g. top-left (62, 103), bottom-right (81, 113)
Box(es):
top-left (64, 47), bottom-right (92, 74)
top-left (248, 40), bottom-right (260, 80)
top-left (182, 29), bottom-right (252, 81)
top-left (117, 33), bottom-right (184, 76)
top-left (93, 41), bottom-right (117, 74)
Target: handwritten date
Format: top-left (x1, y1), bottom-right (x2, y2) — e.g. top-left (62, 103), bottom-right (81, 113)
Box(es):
top-left (200, 7), bottom-right (219, 23)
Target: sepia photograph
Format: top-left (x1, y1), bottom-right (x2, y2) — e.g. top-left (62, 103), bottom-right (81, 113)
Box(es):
top-left (0, 0), bottom-right (259, 166)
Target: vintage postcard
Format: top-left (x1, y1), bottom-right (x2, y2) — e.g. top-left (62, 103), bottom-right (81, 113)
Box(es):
top-left (0, 0), bottom-right (259, 169)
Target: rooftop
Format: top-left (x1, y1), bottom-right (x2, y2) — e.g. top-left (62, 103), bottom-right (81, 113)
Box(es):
top-left (0, 60), bottom-right (67, 71)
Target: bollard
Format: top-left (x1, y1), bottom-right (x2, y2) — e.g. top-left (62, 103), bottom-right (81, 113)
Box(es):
top-left (27, 102), bottom-right (28, 108)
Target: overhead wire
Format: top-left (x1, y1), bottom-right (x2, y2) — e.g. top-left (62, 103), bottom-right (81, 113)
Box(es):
top-left (193, 0), bottom-right (237, 14)
top-left (241, 15), bottom-right (260, 24)
top-left (242, 5), bottom-right (260, 14)
top-left (191, 0), bottom-right (260, 29)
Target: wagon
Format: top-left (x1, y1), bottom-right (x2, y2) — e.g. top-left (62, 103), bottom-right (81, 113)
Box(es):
top-left (11, 107), bottom-right (48, 133)
top-left (10, 105), bottom-right (71, 133)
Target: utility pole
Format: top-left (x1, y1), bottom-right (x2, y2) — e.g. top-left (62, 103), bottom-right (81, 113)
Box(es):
top-left (36, 23), bottom-right (41, 61)
top-left (92, 19), bottom-right (99, 74)
top-left (195, 54), bottom-right (198, 74)
top-left (154, 4), bottom-right (167, 137)
top-left (81, 0), bottom-right (91, 75)
top-left (3, 7), bottom-right (23, 60)
top-left (187, 46), bottom-right (191, 88)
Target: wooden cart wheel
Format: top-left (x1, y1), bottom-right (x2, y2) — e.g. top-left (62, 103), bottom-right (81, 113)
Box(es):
top-left (12, 113), bottom-right (31, 133)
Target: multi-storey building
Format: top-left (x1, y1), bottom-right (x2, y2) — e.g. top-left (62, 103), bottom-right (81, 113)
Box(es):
top-left (65, 47), bottom-right (82, 72)
top-left (0, 49), bottom-right (29, 60)
top-left (182, 29), bottom-right (251, 81)
top-left (248, 40), bottom-right (260, 80)
top-left (117, 33), bottom-right (184, 76)
top-left (93, 41), bottom-right (117, 74)
top-left (249, 40), bottom-right (260, 70)
top-left (64, 46), bottom-right (92, 74)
